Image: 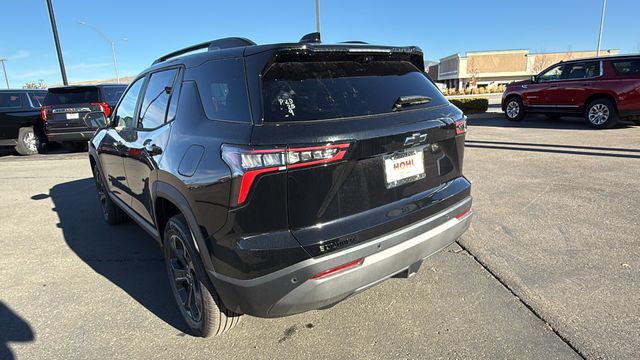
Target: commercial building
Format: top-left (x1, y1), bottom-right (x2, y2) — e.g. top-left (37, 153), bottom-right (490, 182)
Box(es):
top-left (431, 49), bottom-right (620, 90)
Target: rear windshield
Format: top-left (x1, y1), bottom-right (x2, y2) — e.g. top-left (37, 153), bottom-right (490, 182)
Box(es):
top-left (262, 60), bottom-right (447, 122)
top-left (100, 86), bottom-right (126, 103)
top-left (612, 59), bottom-right (640, 76)
top-left (44, 88), bottom-right (100, 105)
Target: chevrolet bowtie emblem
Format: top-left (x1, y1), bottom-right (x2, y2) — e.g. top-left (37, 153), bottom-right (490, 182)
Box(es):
top-left (404, 133), bottom-right (427, 147)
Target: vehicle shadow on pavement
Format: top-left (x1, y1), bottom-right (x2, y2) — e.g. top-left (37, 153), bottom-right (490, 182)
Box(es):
top-left (468, 114), bottom-right (637, 130)
top-left (46, 178), bottom-right (189, 334)
top-left (0, 302), bottom-right (34, 360)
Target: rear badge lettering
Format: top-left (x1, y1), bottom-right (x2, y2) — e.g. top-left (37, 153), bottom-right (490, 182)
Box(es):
top-left (319, 236), bottom-right (355, 253)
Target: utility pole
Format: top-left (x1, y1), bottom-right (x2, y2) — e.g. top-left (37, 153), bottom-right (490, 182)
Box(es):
top-left (0, 59), bottom-right (9, 89)
top-left (315, 0), bottom-right (321, 33)
top-left (596, 0), bottom-right (607, 56)
top-left (46, 0), bottom-right (68, 85)
top-left (79, 21), bottom-right (123, 83)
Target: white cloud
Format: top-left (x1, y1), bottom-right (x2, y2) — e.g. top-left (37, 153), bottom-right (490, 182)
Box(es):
top-left (12, 63), bottom-right (110, 79)
top-left (6, 50), bottom-right (31, 60)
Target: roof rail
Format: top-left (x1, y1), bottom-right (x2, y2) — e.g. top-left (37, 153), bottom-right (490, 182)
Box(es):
top-left (340, 41), bottom-right (369, 44)
top-left (152, 37), bottom-right (256, 65)
top-left (299, 32), bottom-right (321, 43)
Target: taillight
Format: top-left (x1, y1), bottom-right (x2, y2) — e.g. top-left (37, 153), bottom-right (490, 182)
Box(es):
top-left (40, 106), bottom-right (50, 122)
top-left (311, 258), bottom-right (364, 279)
top-left (455, 117), bottom-right (467, 135)
top-left (91, 102), bottom-right (112, 118)
top-left (222, 143), bottom-right (350, 205)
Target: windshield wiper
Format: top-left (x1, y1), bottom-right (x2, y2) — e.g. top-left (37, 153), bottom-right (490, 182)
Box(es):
top-left (393, 95), bottom-right (432, 111)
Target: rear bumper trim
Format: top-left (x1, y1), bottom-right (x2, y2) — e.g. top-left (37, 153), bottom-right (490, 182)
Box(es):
top-left (210, 196), bottom-right (472, 317)
top-left (45, 130), bottom-right (95, 142)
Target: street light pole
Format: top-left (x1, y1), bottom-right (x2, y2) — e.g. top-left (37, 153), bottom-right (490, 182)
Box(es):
top-left (79, 21), bottom-right (122, 83)
top-left (315, 0), bottom-right (321, 33)
top-left (0, 59), bottom-right (9, 89)
top-left (46, 0), bottom-right (68, 85)
top-left (597, 0), bottom-right (607, 56)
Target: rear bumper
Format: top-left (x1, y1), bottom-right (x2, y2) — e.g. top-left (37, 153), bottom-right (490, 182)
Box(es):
top-left (210, 196), bottom-right (472, 317)
top-left (45, 129), bottom-right (96, 142)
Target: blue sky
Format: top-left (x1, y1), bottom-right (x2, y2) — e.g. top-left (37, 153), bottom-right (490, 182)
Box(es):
top-left (1, 0), bottom-right (638, 87)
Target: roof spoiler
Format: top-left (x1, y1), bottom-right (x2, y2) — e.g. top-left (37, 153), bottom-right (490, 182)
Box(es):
top-left (152, 37), bottom-right (256, 65)
top-left (299, 32), bottom-right (321, 43)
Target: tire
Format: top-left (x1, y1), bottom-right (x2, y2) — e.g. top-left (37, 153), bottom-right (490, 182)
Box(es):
top-left (92, 165), bottom-right (129, 225)
top-left (504, 97), bottom-right (525, 121)
top-left (14, 127), bottom-right (39, 155)
top-left (163, 214), bottom-right (241, 337)
top-left (585, 98), bottom-right (618, 129)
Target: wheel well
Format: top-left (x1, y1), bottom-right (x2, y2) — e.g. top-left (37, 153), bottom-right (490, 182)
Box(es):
top-left (503, 94), bottom-right (521, 110)
top-left (155, 197), bottom-right (182, 240)
top-left (584, 94), bottom-right (617, 112)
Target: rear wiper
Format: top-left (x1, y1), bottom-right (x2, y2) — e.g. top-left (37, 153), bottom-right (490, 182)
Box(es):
top-left (393, 95), bottom-right (432, 111)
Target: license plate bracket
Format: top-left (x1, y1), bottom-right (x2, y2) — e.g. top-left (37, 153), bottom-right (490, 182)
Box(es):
top-left (383, 148), bottom-right (426, 189)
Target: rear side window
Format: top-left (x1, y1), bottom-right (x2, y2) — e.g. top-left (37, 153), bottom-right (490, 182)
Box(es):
top-left (262, 61), bottom-right (447, 122)
top-left (44, 88), bottom-right (99, 105)
top-left (612, 59), bottom-right (640, 75)
top-left (138, 68), bottom-right (178, 129)
top-left (29, 92), bottom-right (45, 107)
top-left (100, 86), bottom-right (126, 103)
top-left (0, 92), bottom-right (22, 109)
top-left (189, 58), bottom-right (251, 122)
top-left (564, 61), bottom-right (600, 79)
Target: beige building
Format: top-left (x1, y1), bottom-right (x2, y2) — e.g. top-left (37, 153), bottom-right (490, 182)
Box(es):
top-left (432, 48), bottom-right (620, 90)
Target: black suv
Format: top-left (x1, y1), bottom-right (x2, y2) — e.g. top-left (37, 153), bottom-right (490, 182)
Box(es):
top-left (89, 34), bottom-right (473, 337)
top-left (0, 89), bottom-right (47, 155)
top-left (42, 84), bottom-right (126, 148)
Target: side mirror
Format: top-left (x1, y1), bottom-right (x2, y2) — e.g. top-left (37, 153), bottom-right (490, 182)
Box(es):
top-left (531, 75), bottom-right (537, 83)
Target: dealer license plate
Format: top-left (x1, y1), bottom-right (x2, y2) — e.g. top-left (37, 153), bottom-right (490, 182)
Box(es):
top-left (383, 149), bottom-right (425, 189)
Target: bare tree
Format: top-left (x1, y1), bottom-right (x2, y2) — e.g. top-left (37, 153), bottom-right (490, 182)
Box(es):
top-left (23, 79), bottom-right (47, 89)
top-left (531, 55), bottom-right (552, 74)
top-left (467, 57), bottom-right (479, 88)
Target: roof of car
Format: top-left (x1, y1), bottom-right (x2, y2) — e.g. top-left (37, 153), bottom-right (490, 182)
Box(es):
top-left (47, 84), bottom-right (126, 92)
top-left (0, 89), bottom-right (47, 92)
top-left (562, 54), bottom-right (640, 63)
top-left (146, 33), bottom-right (423, 72)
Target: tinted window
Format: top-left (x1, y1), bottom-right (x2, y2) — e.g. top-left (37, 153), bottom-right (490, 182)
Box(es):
top-left (190, 58), bottom-right (251, 122)
top-left (113, 78), bottom-right (144, 128)
top-left (138, 69), bottom-right (178, 129)
top-left (100, 86), bottom-right (126, 104)
top-left (537, 65), bottom-right (564, 82)
top-left (564, 61), bottom-right (600, 80)
top-left (262, 61), bottom-right (447, 122)
top-left (29, 92), bottom-right (45, 107)
top-left (0, 92), bottom-right (23, 109)
top-left (612, 59), bottom-right (640, 75)
top-left (44, 87), bottom-right (100, 105)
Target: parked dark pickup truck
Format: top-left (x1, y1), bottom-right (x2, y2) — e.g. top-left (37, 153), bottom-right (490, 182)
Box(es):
top-left (0, 89), bottom-right (47, 155)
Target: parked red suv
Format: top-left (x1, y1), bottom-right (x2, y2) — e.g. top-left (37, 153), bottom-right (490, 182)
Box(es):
top-left (502, 55), bottom-right (640, 128)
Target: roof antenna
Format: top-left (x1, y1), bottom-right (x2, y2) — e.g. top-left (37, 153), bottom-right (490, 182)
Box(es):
top-left (300, 32), bottom-right (321, 43)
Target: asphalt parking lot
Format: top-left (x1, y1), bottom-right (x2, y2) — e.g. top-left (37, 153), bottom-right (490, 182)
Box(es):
top-left (1, 114), bottom-right (639, 359)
